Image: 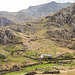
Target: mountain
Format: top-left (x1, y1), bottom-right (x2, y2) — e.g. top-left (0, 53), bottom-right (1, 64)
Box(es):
top-left (42, 3), bottom-right (75, 49)
top-left (0, 3), bottom-right (74, 48)
top-left (28, 1), bottom-right (71, 16)
top-left (1, 3), bottom-right (74, 49)
top-left (0, 1), bottom-right (72, 22)
top-left (0, 11), bottom-right (9, 15)
top-left (49, 3), bottom-right (75, 25)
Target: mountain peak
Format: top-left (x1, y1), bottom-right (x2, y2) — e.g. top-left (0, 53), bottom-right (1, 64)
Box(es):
top-left (51, 1), bottom-right (56, 3)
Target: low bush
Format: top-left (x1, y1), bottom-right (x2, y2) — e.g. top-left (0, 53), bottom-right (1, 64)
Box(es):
top-left (63, 52), bottom-right (73, 58)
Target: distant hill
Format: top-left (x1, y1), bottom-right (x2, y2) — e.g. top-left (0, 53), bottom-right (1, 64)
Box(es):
top-left (28, 1), bottom-right (71, 16)
top-left (0, 1), bottom-right (72, 22)
top-left (0, 11), bottom-right (9, 15)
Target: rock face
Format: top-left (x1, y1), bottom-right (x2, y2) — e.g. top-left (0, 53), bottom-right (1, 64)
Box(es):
top-left (3, 59), bottom-right (9, 62)
top-left (25, 71), bottom-right (37, 75)
top-left (42, 3), bottom-right (75, 48)
top-left (46, 28), bottom-right (72, 41)
top-left (0, 29), bottom-right (17, 45)
top-left (0, 17), bottom-right (13, 26)
top-left (46, 3), bottom-right (75, 38)
top-left (43, 71), bottom-right (60, 74)
top-left (49, 3), bottom-right (75, 25)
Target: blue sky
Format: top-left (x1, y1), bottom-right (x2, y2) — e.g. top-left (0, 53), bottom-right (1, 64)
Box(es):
top-left (0, 0), bottom-right (75, 12)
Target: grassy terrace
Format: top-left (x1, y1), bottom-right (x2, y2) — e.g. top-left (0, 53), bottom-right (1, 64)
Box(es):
top-left (4, 63), bottom-right (56, 75)
top-left (4, 62), bottom-right (75, 75)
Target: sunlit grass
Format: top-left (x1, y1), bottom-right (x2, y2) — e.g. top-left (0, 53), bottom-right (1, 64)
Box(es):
top-left (4, 63), bottom-right (56, 75)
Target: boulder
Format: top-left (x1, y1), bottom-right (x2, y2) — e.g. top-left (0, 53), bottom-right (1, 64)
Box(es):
top-left (0, 29), bottom-right (20, 45)
top-left (10, 65), bottom-right (20, 72)
top-left (43, 71), bottom-right (60, 74)
top-left (3, 59), bottom-right (9, 62)
top-left (0, 17), bottom-right (13, 26)
top-left (25, 71), bottom-right (37, 75)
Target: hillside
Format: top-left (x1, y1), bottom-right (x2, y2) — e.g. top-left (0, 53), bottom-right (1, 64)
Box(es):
top-left (0, 3), bottom-right (75, 75)
top-left (43, 3), bottom-right (75, 49)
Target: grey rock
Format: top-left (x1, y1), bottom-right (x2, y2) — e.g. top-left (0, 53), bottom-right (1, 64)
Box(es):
top-left (3, 59), bottom-right (9, 62)
top-left (0, 17), bottom-right (13, 26)
top-left (0, 29), bottom-right (17, 45)
top-left (25, 71), bottom-right (37, 75)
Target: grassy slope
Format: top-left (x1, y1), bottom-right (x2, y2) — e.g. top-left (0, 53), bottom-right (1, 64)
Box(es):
top-left (0, 19), bottom-right (75, 69)
top-left (4, 63), bottom-right (75, 75)
top-left (0, 10), bottom-right (75, 74)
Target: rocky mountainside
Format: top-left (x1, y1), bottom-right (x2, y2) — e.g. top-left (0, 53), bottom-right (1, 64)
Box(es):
top-left (49, 3), bottom-right (75, 25)
top-left (43, 3), bottom-right (75, 49)
top-left (28, 1), bottom-right (71, 16)
top-left (0, 17), bottom-right (13, 26)
top-left (0, 11), bottom-right (9, 15)
top-left (0, 1), bottom-right (71, 22)
top-left (0, 3), bottom-right (74, 48)
top-left (46, 3), bottom-right (75, 39)
top-left (0, 27), bottom-right (22, 45)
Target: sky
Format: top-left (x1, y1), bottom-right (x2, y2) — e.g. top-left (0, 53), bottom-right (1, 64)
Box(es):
top-left (0, 0), bottom-right (75, 12)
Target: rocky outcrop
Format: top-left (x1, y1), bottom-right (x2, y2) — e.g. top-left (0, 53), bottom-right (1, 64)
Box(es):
top-left (46, 28), bottom-right (72, 41)
top-left (43, 71), bottom-right (60, 74)
top-left (49, 3), bottom-right (75, 25)
top-left (10, 25), bottom-right (26, 33)
top-left (0, 17), bottom-right (13, 26)
top-left (25, 71), bottom-right (37, 75)
top-left (3, 59), bottom-right (9, 62)
top-left (0, 29), bottom-right (18, 45)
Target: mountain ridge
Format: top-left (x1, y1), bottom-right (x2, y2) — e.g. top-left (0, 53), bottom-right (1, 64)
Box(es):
top-left (0, 1), bottom-right (72, 22)
top-left (28, 1), bottom-right (71, 16)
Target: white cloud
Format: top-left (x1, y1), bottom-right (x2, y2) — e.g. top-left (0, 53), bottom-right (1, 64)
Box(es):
top-left (0, 0), bottom-right (74, 12)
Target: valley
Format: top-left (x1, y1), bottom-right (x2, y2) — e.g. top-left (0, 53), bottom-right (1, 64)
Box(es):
top-left (0, 1), bottom-right (75, 75)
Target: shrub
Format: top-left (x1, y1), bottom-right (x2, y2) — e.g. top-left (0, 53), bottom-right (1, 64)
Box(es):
top-left (0, 53), bottom-right (7, 59)
top-left (10, 50), bottom-right (15, 55)
top-left (63, 52), bottom-right (73, 58)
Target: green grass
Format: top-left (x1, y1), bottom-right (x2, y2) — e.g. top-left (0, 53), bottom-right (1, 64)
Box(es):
top-left (3, 44), bottom-right (25, 52)
top-left (4, 63), bottom-right (56, 75)
top-left (24, 51), bottom-right (39, 57)
top-left (25, 63), bottom-right (55, 72)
